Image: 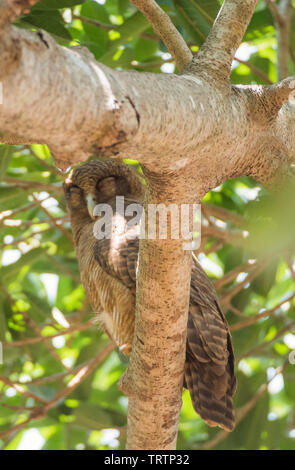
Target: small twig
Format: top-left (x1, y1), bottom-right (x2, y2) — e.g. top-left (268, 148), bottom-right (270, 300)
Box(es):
top-left (266, 0), bottom-right (284, 27)
top-left (0, 343), bottom-right (116, 441)
top-left (0, 227), bottom-right (54, 250)
top-left (214, 260), bottom-right (257, 290)
top-left (228, 303), bottom-right (247, 318)
top-left (28, 146), bottom-right (64, 178)
top-left (202, 225), bottom-right (247, 246)
top-left (129, 0), bottom-right (192, 71)
top-left (45, 342), bottom-right (116, 409)
top-left (238, 320), bottom-right (295, 360)
top-left (235, 58), bottom-right (273, 84)
top-left (3, 177), bottom-right (63, 193)
top-left (22, 312), bottom-right (69, 370)
top-left (203, 204), bottom-right (246, 227)
top-left (2, 219), bottom-right (49, 227)
top-left (203, 240), bottom-right (223, 256)
top-left (220, 260), bottom-right (269, 307)
top-left (45, 254), bottom-right (80, 283)
top-left (73, 14), bottom-right (115, 31)
top-left (32, 194), bottom-right (73, 243)
top-left (73, 14), bottom-right (158, 41)
top-left (0, 376), bottom-right (47, 404)
top-left (0, 197), bottom-right (50, 223)
top-left (74, 297), bottom-right (91, 323)
top-left (0, 416), bottom-right (36, 441)
top-left (3, 320), bottom-right (94, 348)
top-left (1, 403), bottom-right (36, 411)
top-left (231, 292), bottom-right (295, 331)
top-left (12, 360), bottom-right (92, 387)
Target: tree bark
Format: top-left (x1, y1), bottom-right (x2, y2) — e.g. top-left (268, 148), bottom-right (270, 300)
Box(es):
top-left (1, 0), bottom-right (295, 449)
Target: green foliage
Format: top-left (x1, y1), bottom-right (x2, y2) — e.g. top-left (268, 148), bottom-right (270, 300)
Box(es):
top-left (0, 0), bottom-right (295, 451)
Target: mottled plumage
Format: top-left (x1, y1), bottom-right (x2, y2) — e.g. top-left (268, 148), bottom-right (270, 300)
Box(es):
top-left (64, 159), bottom-right (236, 431)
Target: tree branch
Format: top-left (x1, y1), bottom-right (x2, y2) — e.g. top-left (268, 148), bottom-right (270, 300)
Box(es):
top-left (129, 0), bottom-right (192, 71)
top-left (266, 0), bottom-right (284, 26)
top-left (32, 194), bottom-right (73, 243)
top-left (185, 0), bottom-right (258, 85)
top-left (262, 77), bottom-right (295, 110)
top-left (0, 22), bottom-right (294, 187)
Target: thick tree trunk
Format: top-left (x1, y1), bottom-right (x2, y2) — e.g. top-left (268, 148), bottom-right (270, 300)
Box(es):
top-left (119, 172), bottom-right (198, 449)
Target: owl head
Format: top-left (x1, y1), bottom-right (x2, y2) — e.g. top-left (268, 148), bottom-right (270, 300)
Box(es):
top-left (64, 159), bottom-right (145, 218)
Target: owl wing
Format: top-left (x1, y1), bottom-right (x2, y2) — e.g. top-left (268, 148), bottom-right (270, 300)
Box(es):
top-left (94, 225), bottom-right (139, 292)
top-left (185, 257), bottom-right (236, 431)
top-left (91, 220), bottom-right (140, 353)
top-left (94, 222), bottom-right (236, 431)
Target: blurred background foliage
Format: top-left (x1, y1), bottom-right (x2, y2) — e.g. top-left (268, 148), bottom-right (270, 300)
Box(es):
top-left (0, 0), bottom-right (295, 450)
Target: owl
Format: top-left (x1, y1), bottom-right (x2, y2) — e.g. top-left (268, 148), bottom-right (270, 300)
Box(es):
top-left (64, 159), bottom-right (236, 432)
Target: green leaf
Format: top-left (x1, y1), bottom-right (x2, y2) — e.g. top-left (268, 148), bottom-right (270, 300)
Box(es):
top-left (118, 0), bottom-right (129, 15)
top-left (246, 8), bottom-right (273, 35)
top-left (284, 365), bottom-right (295, 401)
top-left (0, 146), bottom-right (15, 181)
top-left (0, 293), bottom-right (7, 341)
top-left (34, 0), bottom-right (85, 8)
top-left (80, 0), bottom-right (109, 48)
top-left (0, 187), bottom-right (28, 211)
top-left (24, 290), bottom-right (52, 322)
top-left (252, 261), bottom-right (278, 297)
top-left (21, 10), bottom-right (72, 41)
top-left (99, 11), bottom-right (149, 65)
top-left (0, 247), bottom-right (46, 284)
top-left (173, 0), bottom-right (220, 45)
top-left (73, 403), bottom-right (125, 429)
top-left (81, 0), bottom-right (110, 24)
top-left (134, 38), bottom-right (159, 61)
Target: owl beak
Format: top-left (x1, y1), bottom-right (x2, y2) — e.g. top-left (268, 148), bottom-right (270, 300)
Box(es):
top-left (86, 194), bottom-right (96, 220)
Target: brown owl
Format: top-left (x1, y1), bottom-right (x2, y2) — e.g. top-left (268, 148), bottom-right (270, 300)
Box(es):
top-left (64, 159), bottom-right (236, 432)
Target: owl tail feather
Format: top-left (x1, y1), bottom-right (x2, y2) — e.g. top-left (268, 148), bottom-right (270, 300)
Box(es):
top-left (184, 338), bottom-right (236, 432)
top-left (184, 359), bottom-right (235, 431)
